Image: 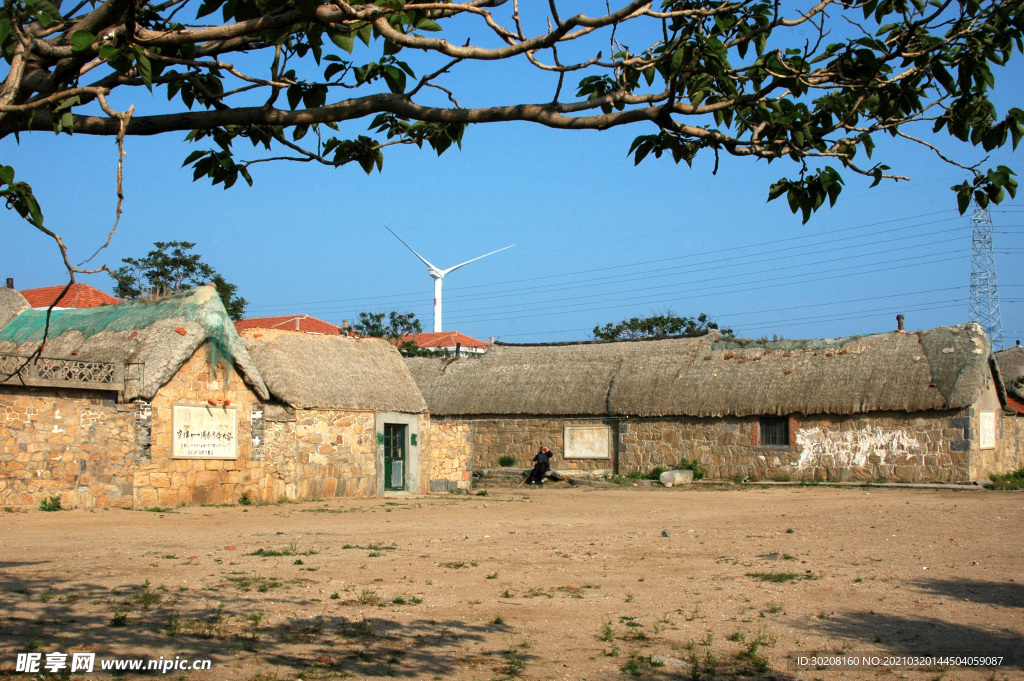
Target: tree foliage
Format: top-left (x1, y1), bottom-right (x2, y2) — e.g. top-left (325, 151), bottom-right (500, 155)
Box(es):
top-left (352, 310), bottom-right (421, 338)
top-left (110, 240), bottom-right (248, 319)
top-left (0, 0), bottom-right (1021, 237)
top-left (593, 311), bottom-right (733, 340)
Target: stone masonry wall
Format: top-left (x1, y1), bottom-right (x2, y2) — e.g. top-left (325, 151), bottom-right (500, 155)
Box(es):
top-left (0, 387), bottom-right (135, 508)
top-left (619, 410), bottom-right (975, 482)
top-left (436, 417), bottom-right (614, 471)
top-left (425, 419), bottom-right (472, 491)
top-left (263, 409), bottom-right (378, 500)
top-left (134, 344), bottom-right (265, 507)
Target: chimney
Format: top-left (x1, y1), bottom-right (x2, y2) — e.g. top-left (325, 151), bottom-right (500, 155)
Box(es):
top-left (1017, 340), bottom-right (1020, 347)
top-left (488, 336), bottom-right (495, 345)
top-left (455, 342), bottom-right (461, 358)
top-left (896, 314), bottom-right (904, 332)
top-left (5, 278), bottom-right (12, 289)
top-left (295, 317), bottom-right (300, 331)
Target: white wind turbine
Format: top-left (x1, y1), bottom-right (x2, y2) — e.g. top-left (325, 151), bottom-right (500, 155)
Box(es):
top-left (385, 226), bottom-right (515, 333)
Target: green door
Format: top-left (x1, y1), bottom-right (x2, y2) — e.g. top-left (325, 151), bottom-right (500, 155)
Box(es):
top-left (383, 423), bottom-right (406, 491)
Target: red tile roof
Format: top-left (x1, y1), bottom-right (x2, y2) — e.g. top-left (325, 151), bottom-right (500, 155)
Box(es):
top-left (403, 331), bottom-right (489, 350)
top-left (1006, 393), bottom-right (1024, 415)
top-left (235, 314), bottom-right (342, 335)
top-left (19, 283), bottom-right (120, 308)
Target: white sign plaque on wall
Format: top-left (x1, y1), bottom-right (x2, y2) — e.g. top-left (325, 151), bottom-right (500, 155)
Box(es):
top-left (172, 404), bottom-right (238, 459)
top-left (564, 424), bottom-right (611, 460)
top-left (979, 411), bottom-right (996, 450)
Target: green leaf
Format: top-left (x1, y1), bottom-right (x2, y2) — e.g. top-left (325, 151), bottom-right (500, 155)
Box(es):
top-left (70, 29), bottom-right (96, 52)
top-left (134, 48), bottom-right (153, 89)
top-left (415, 18), bottom-right (441, 31)
top-left (0, 165), bottom-right (14, 184)
top-left (0, 18), bottom-right (12, 47)
top-left (330, 31), bottom-right (354, 53)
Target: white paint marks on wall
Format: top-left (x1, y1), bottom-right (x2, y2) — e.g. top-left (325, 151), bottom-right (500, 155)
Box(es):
top-left (795, 425), bottom-right (923, 468)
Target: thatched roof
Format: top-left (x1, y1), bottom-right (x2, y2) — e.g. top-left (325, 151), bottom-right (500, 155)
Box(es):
top-left (406, 324), bottom-right (1001, 418)
top-left (0, 288), bottom-right (29, 330)
top-left (0, 286), bottom-right (268, 401)
top-left (241, 328), bottom-right (427, 412)
top-left (995, 345), bottom-right (1024, 400)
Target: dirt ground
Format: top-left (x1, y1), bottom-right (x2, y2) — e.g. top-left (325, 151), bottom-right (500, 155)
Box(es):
top-left (1, 483), bottom-right (1022, 681)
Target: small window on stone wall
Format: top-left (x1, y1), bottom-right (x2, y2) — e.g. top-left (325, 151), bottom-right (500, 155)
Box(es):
top-left (758, 416), bottom-right (789, 447)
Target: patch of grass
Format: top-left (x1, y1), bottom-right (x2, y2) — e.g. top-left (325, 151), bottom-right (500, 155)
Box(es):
top-left (501, 589), bottom-right (515, 598)
top-left (341, 542), bottom-right (397, 552)
top-left (38, 496), bottom-right (61, 512)
top-left (227, 576), bottom-right (281, 592)
top-left (785, 528), bottom-right (795, 533)
top-left (486, 572), bottom-right (499, 579)
top-left (492, 615), bottom-right (505, 625)
top-left (497, 455), bottom-right (516, 467)
top-left (476, 489), bottom-right (488, 497)
top-left (392, 596), bottom-right (406, 605)
top-left (987, 467), bottom-right (1024, 490)
top-left (746, 571), bottom-right (805, 583)
top-left (247, 541), bottom-right (317, 557)
top-left (441, 561), bottom-right (467, 569)
top-left (330, 592), bottom-right (340, 600)
top-left (358, 587), bottom-right (379, 604)
top-left (504, 641), bottom-right (529, 678)
top-left (765, 601), bottom-right (784, 615)
top-left (727, 630), bottom-right (746, 642)
top-left (622, 654), bottom-right (645, 677)
top-left (601, 621), bottom-right (615, 641)
top-left (110, 610), bottom-right (128, 627)
top-left (409, 596), bottom-right (422, 604)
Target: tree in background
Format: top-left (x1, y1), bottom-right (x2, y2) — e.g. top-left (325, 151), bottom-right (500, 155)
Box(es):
top-left (110, 241), bottom-right (248, 320)
top-left (353, 311), bottom-right (428, 355)
top-left (593, 311), bottom-right (733, 340)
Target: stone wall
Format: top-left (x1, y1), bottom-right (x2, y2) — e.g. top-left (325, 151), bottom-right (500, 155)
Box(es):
top-left (437, 417), bottom-right (615, 471)
top-left (619, 410), bottom-right (978, 482)
top-left (0, 388), bottom-right (135, 508)
top-left (264, 409), bottom-right (377, 500)
top-left (133, 344), bottom-right (265, 507)
top-left (425, 419), bottom-right (472, 491)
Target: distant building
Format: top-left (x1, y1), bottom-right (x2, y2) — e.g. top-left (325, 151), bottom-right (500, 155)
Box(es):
top-left (235, 314), bottom-right (343, 335)
top-left (18, 283), bottom-right (120, 309)
top-left (403, 331), bottom-right (489, 356)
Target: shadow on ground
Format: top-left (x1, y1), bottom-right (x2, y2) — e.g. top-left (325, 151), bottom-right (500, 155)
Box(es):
top-left (909, 577), bottom-right (1024, 609)
top-left (796, 609), bottom-right (1024, 670)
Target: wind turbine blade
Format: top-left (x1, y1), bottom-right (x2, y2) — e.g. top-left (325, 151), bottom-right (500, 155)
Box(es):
top-left (385, 225), bottom-right (438, 270)
top-left (440, 244), bottom-right (516, 276)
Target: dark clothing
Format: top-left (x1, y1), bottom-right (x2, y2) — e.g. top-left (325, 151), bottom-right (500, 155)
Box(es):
top-left (527, 449), bottom-right (552, 485)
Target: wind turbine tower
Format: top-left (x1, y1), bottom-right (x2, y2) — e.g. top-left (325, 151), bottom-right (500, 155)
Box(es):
top-left (386, 226), bottom-right (515, 333)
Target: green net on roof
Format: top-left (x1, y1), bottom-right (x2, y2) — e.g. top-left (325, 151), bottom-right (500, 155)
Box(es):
top-left (0, 288), bottom-right (239, 378)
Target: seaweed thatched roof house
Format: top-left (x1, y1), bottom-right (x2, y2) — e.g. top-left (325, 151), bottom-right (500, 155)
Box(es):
top-left (0, 285), bottom-right (267, 400)
top-left (0, 286), bottom-right (277, 509)
top-left (239, 328), bottom-right (431, 496)
top-left (241, 328), bottom-right (426, 413)
top-left (407, 323), bottom-right (1020, 483)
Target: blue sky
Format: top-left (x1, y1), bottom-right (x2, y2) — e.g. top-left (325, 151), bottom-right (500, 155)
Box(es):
top-left (1, 7), bottom-right (1022, 347)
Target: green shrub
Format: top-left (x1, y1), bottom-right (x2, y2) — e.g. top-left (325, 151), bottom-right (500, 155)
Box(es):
top-left (497, 455), bottom-right (516, 467)
top-left (677, 458), bottom-right (706, 480)
top-left (238, 492), bottom-right (253, 506)
top-left (38, 496), bottom-right (61, 512)
top-left (987, 467), bottom-right (1024, 490)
